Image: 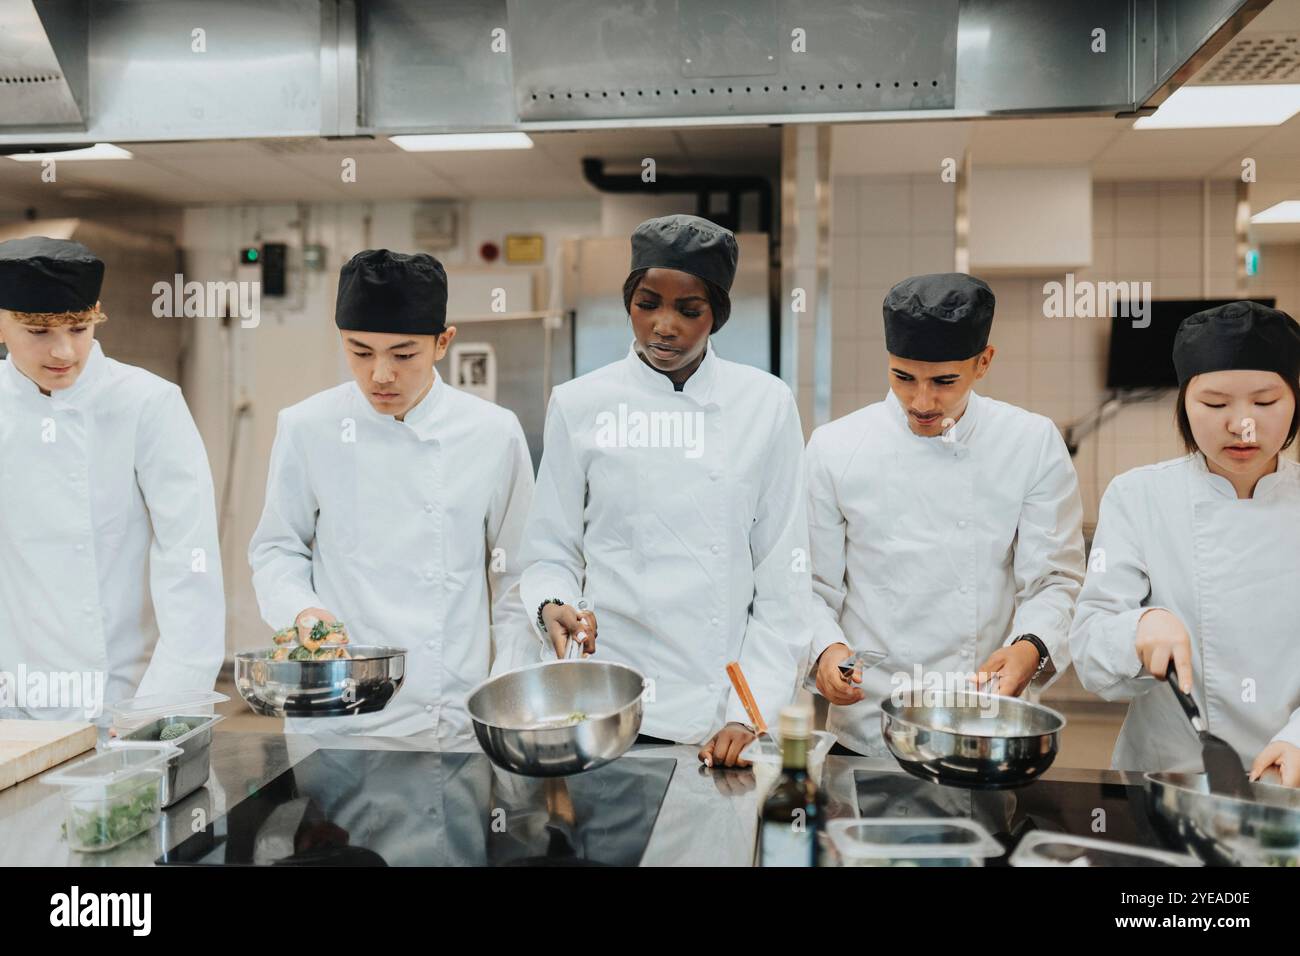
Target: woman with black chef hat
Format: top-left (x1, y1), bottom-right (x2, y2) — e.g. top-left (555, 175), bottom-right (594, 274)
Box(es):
top-left (1071, 301), bottom-right (1300, 786)
top-left (518, 214), bottom-right (811, 768)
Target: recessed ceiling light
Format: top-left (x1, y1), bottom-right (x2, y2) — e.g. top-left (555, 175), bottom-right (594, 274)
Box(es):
top-left (6, 143), bottom-right (133, 161)
top-left (1134, 85), bottom-right (1300, 129)
top-left (389, 132), bottom-right (534, 151)
top-left (1252, 200), bottom-right (1300, 224)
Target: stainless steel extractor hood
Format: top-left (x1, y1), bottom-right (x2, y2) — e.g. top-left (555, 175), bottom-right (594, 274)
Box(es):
top-left (0, 0), bottom-right (85, 127)
top-left (0, 0), bottom-right (1273, 145)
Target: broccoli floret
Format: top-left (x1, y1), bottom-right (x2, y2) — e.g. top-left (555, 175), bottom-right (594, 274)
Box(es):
top-left (158, 721), bottom-right (190, 741)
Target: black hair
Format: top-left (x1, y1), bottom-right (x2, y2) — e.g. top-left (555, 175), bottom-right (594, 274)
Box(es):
top-left (1175, 374), bottom-right (1300, 454)
top-left (622, 268), bottom-right (731, 332)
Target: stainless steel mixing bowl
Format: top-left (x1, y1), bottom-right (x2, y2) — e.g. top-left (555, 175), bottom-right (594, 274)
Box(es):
top-left (1145, 770), bottom-right (1300, 866)
top-left (234, 645), bottom-right (406, 717)
top-left (466, 660), bottom-right (646, 777)
top-left (880, 691), bottom-right (1066, 789)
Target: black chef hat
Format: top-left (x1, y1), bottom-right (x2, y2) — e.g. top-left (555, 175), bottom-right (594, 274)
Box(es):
top-left (630, 214), bottom-right (738, 293)
top-left (1173, 300), bottom-right (1300, 386)
top-left (628, 214), bottom-right (738, 333)
top-left (883, 273), bottom-right (996, 362)
top-left (336, 249), bottom-right (448, 335)
top-left (0, 236), bottom-right (104, 314)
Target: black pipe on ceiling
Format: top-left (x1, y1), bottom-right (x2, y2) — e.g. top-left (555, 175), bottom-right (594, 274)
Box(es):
top-left (580, 157), bottom-right (772, 235)
top-left (580, 156), bottom-right (781, 376)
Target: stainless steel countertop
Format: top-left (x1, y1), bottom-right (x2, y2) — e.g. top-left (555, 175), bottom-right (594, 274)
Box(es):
top-left (0, 729), bottom-right (1138, 866)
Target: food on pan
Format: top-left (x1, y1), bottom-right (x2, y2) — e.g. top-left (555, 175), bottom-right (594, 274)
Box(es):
top-left (533, 711), bottom-right (588, 730)
top-left (267, 618), bottom-right (351, 661)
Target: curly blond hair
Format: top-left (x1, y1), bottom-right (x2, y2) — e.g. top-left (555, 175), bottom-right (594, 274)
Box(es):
top-left (1, 302), bottom-right (107, 328)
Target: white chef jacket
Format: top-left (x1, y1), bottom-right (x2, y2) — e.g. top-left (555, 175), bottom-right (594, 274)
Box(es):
top-left (806, 390), bottom-right (1086, 756)
top-left (1070, 453), bottom-right (1300, 772)
top-left (518, 343), bottom-right (811, 745)
top-left (248, 371), bottom-right (534, 739)
top-left (0, 341), bottom-right (225, 723)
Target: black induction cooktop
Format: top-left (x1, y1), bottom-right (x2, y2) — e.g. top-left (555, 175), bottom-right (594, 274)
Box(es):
top-left (853, 770), bottom-right (1168, 857)
top-left (160, 750), bottom-right (676, 867)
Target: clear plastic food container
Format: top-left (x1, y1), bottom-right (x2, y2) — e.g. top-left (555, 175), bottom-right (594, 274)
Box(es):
top-left (740, 730), bottom-right (837, 794)
top-left (827, 817), bottom-right (1004, 867)
top-left (1010, 831), bottom-right (1202, 867)
top-left (109, 690), bottom-right (228, 736)
top-left (42, 744), bottom-right (182, 852)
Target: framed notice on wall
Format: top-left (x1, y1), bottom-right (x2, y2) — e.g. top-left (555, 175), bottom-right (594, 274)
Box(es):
top-left (505, 234), bottom-right (544, 263)
top-left (449, 342), bottom-right (497, 403)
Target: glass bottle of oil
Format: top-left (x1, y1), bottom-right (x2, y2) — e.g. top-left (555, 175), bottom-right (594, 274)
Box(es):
top-left (758, 705), bottom-right (825, 867)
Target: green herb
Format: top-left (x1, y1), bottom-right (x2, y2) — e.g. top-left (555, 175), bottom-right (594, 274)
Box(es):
top-left (1258, 826), bottom-right (1299, 850)
top-left (309, 620), bottom-right (346, 642)
top-left (287, 646), bottom-right (314, 661)
top-left (69, 781), bottom-right (160, 849)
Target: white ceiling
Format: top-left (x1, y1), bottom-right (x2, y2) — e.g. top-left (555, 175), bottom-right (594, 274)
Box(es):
top-left (3, 0), bottom-right (1299, 228)
top-left (0, 126), bottom-right (781, 213)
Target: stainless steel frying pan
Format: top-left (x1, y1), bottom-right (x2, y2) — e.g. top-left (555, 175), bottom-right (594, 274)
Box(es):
top-left (881, 691), bottom-right (1066, 790)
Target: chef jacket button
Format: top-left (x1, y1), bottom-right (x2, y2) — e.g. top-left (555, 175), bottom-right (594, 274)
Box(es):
top-left (957, 520), bottom-right (968, 529)
top-left (710, 544), bottom-right (720, 555)
top-left (425, 640), bottom-right (436, 650)
top-left (709, 471), bottom-right (721, 481)
top-left (710, 617), bottom-right (719, 627)
top-left (424, 503), bottom-right (434, 514)
top-left (75, 544), bottom-right (85, 552)
top-left (424, 570), bottom-right (435, 582)
top-left (959, 585), bottom-right (969, 594)
top-left (425, 704), bottom-right (434, 714)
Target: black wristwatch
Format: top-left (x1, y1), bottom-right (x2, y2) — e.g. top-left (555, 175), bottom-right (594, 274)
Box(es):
top-left (1012, 633), bottom-right (1051, 679)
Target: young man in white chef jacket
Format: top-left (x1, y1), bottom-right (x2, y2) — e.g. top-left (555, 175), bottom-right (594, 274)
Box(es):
top-left (806, 273), bottom-right (1086, 757)
top-left (1071, 302), bottom-right (1300, 786)
top-left (248, 249), bottom-right (534, 739)
top-left (0, 236), bottom-right (225, 723)
top-left (518, 214), bottom-right (811, 767)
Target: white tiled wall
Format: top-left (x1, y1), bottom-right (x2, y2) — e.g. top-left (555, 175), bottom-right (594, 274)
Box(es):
top-left (830, 175), bottom-right (1300, 523)
top-left (830, 173), bottom-right (956, 424)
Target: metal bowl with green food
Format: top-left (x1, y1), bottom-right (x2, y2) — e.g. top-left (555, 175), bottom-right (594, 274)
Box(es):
top-left (1145, 770), bottom-right (1300, 867)
top-left (234, 645), bottom-right (407, 717)
top-left (467, 659), bottom-right (646, 777)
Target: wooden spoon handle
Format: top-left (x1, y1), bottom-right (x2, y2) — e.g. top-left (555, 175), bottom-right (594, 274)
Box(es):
top-left (725, 661), bottom-right (768, 736)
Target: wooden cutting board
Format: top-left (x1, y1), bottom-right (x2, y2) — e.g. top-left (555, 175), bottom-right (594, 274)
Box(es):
top-left (0, 719), bottom-right (97, 791)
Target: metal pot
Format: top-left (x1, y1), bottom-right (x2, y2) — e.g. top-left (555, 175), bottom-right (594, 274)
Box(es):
top-left (1145, 771), bottom-right (1300, 866)
top-left (880, 691), bottom-right (1066, 790)
top-left (466, 659), bottom-right (646, 777)
top-left (234, 645), bottom-right (407, 717)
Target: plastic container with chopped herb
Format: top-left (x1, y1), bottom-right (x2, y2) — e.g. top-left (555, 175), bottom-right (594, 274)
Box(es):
top-left (42, 744), bottom-right (182, 852)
